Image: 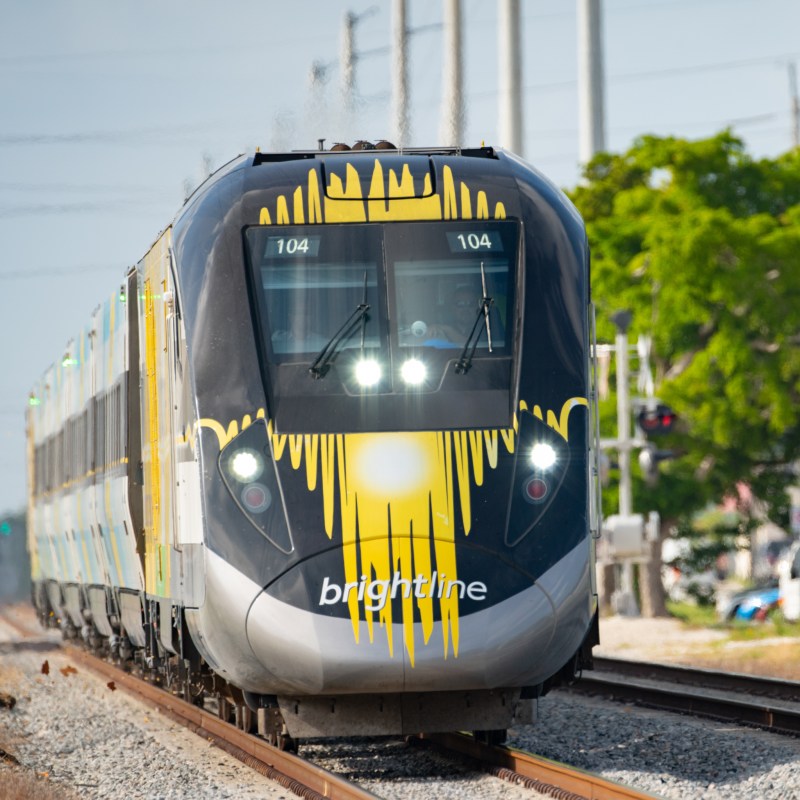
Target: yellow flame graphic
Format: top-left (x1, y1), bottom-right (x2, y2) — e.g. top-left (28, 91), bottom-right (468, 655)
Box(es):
top-left (258, 160), bottom-right (507, 225)
top-left (196, 397), bottom-right (588, 666)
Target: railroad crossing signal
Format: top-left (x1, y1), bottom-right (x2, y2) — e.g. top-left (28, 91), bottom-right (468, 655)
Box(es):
top-left (636, 403), bottom-right (676, 437)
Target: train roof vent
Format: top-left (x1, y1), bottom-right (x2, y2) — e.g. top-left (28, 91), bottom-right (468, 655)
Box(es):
top-left (252, 145), bottom-right (498, 166)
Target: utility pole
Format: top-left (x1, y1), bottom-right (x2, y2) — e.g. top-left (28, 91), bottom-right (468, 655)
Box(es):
top-left (439, 0), bottom-right (464, 147)
top-left (392, 0), bottom-right (410, 146)
top-left (341, 11), bottom-right (357, 113)
top-left (612, 311), bottom-right (633, 519)
top-left (610, 310), bottom-right (639, 616)
top-left (498, 0), bottom-right (523, 156)
top-left (789, 62), bottom-right (800, 149)
top-left (577, 0), bottom-right (606, 165)
top-left (340, 7), bottom-right (379, 115)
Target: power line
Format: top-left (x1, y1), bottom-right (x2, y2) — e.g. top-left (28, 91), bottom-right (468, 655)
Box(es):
top-left (0, 181), bottom-right (160, 195)
top-left (0, 200), bottom-right (162, 219)
top-left (477, 52), bottom-right (800, 100)
top-left (0, 264), bottom-right (128, 281)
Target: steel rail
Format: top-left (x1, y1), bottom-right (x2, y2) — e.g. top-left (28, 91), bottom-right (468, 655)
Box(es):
top-left (592, 656), bottom-right (800, 702)
top-left (569, 657), bottom-right (800, 735)
top-left (64, 645), bottom-right (379, 800)
top-left (0, 606), bottom-right (41, 638)
top-left (419, 732), bottom-right (663, 800)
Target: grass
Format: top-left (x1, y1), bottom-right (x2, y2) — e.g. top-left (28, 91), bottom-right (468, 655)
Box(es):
top-left (666, 600), bottom-right (718, 628)
top-left (665, 599), bottom-right (800, 680)
top-left (683, 641), bottom-right (800, 680)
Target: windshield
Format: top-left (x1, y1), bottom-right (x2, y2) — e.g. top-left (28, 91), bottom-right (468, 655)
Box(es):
top-left (385, 222), bottom-right (514, 380)
top-left (246, 226), bottom-right (383, 360)
top-left (244, 219), bottom-right (518, 418)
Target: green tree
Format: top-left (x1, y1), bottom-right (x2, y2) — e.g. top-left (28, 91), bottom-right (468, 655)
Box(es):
top-left (570, 132), bottom-right (800, 615)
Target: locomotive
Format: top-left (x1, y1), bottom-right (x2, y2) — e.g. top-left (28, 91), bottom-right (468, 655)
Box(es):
top-left (27, 142), bottom-right (601, 743)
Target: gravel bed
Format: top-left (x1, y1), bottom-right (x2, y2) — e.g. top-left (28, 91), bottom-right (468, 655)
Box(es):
top-left (0, 640), bottom-right (291, 799)
top-left (0, 628), bottom-right (544, 800)
top-left (4, 610), bottom-right (799, 800)
top-left (303, 737), bottom-right (540, 799)
top-left (510, 690), bottom-right (800, 800)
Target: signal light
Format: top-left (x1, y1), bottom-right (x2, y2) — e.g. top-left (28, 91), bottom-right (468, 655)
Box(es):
top-left (639, 445), bottom-right (674, 485)
top-left (636, 404), bottom-right (676, 436)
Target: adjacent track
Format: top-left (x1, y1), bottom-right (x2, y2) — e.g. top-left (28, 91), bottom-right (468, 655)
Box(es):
top-left (568, 656), bottom-right (800, 735)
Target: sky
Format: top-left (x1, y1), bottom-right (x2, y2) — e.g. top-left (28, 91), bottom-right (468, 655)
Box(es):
top-left (1, 0), bottom-right (799, 516)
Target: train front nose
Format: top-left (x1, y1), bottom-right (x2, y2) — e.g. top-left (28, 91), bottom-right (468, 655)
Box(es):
top-left (244, 540), bottom-right (559, 696)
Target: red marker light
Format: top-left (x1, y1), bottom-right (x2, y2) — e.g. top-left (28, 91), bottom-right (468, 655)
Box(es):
top-left (241, 483), bottom-right (271, 514)
top-left (523, 477), bottom-right (548, 503)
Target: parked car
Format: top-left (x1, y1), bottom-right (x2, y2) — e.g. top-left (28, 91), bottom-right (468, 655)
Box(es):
top-left (717, 583), bottom-right (781, 622)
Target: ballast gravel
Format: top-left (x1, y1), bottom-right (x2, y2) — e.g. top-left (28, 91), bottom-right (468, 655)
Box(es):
top-left (2, 615), bottom-right (800, 800)
top-left (511, 691), bottom-right (800, 800)
top-left (0, 640), bottom-right (290, 799)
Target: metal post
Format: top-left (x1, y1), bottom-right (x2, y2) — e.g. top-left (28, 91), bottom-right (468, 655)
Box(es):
top-left (612, 312), bottom-right (632, 517)
top-left (498, 0), bottom-right (523, 155)
top-left (577, 0), bottom-right (606, 164)
top-left (789, 62), bottom-right (800, 149)
top-left (341, 11), bottom-right (356, 112)
top-left (439, 0), bottom-right (464, 146)
top-left (392, 0), bottom-right (410, 146)
top-left (611, 310), bottom-right (638, 615)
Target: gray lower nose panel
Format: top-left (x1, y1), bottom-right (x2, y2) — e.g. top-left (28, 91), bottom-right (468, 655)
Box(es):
top-left (245, 578), bottom-right (556, 696)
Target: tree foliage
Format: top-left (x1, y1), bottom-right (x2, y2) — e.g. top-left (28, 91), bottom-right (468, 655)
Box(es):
top-left (570, 132), bottom-right (800, 529)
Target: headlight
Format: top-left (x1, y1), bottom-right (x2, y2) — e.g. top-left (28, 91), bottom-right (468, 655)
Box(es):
top-left (504, 413), bottom-right (575, 548)
top-left (218, 420), bottom-right (293, 554)
top-left (355, 358), bottom-right (382, 387)
top-left (401, 358), bottom-right (427, 385)
top-left (229, 449), bottom-right (263, 482)
top-left (530, 442), bottom-right (557, 471)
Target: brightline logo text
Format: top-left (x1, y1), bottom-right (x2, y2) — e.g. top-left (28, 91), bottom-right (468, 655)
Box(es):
top-left (319, 571), bottom-right (488, 613)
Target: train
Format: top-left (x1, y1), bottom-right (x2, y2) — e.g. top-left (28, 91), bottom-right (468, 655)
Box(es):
top-left (27, 141), bottom-right (601, 745)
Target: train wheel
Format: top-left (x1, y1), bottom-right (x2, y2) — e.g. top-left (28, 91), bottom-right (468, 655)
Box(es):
top-left (218, 697), bottom-right (233, 723)
top-left (473, 729), bottom-right (507, 746)
top-left (235, 704), bottom-right (256, 733)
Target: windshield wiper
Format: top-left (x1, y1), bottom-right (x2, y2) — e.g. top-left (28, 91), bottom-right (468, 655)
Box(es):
top-left (454, 262), bottom-right (494, 375)
top-left (309, 272), bottom-right (370, 379)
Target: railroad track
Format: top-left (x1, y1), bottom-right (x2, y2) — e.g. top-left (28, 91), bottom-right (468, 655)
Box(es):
top-left (415, 732), bottom-right (659, 800)
top-left (2, 607), bottom-right (663, 799)
top-left (67, 642), bottom-right (661, 800)
top-left (61, 643), bottom-right (378, 800)
top-left (567, 656), bottom-right (800, 735)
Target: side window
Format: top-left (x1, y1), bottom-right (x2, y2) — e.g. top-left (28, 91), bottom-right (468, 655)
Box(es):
top-left (95, 395), bottom-right (106, 473)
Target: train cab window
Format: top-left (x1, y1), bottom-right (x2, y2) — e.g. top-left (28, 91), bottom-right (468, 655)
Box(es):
top-left (386, 220), bottom-right (515, 358)
top-left (245, 225), bottom-right (385, 365)
top-left (244, 219), bottom-right (520, 433)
